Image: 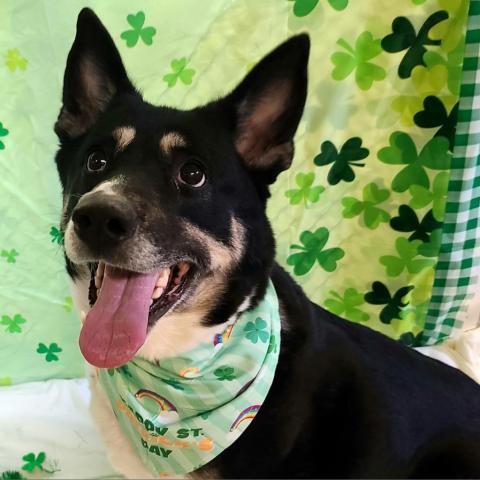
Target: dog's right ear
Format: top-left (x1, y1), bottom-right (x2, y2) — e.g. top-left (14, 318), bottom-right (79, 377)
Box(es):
top-left (55, 8), bottom-right (136, 140)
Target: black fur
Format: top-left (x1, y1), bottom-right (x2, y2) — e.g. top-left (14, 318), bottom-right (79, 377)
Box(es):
top-left (55, 9), bottom-right (480, 478)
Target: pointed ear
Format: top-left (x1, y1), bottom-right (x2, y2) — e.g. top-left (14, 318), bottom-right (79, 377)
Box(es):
top-left (55, 8), bottom-right (137, 139)
top-left (225, 34), bottom-right (309, 183)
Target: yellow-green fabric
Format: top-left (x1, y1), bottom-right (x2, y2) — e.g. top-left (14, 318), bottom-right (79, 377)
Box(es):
top-left (0, 0), bottom-right (470, 385)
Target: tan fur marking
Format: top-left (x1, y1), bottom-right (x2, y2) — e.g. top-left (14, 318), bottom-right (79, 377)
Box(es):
top-left (113, 127), bottom-right (135, 152)
top-left (159, 132), bottom-right (187, 154)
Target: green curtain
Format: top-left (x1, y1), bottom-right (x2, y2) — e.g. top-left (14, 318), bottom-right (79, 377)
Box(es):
top-left (0, 0), bottom-right (472, 385)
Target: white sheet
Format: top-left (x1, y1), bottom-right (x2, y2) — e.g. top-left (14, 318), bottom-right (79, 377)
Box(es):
top-left (0, 378), bottom-right (120, 479)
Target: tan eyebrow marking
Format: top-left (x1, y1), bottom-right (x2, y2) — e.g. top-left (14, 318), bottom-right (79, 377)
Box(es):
top-left (160, 132), bottom-right (187, 154)
top-left (113, 126), bottom-right (135, 152)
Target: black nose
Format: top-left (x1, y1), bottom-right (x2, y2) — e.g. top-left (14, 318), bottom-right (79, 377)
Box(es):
top-left (72, 194), bottom-right (138, 248)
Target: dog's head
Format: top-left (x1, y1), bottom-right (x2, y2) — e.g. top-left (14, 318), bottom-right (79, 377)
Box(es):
top-left (55, 8), bottom-right (309, 368)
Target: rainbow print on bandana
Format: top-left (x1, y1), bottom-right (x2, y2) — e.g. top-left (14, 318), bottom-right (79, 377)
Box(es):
top-left (229, 404), bottom-right (261, 431)
top-left (214, 324), bottom-right (234, 348)
top-left (135, 389), bottom-right (179, 424)
top-left (179, 367), bottom-right (200, 378)
top-left (136, 389), bottom-right (177, 412)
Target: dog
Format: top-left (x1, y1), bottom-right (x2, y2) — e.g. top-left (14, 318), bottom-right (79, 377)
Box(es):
top-left (54, 8), bottom-right (480, 479)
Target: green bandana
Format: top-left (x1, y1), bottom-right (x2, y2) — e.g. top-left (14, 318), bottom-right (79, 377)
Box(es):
top-left (98, 281), bottom-right (281, 477)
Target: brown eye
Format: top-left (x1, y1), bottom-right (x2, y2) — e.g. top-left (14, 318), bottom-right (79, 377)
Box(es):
top-left (86, 150), bottom-right (107, 173)
top-left (178, 161), bottom-right (206, 187)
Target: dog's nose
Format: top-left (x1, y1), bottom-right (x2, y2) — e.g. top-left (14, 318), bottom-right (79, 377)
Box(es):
top-left (72, 194), bottom-right (138, 247)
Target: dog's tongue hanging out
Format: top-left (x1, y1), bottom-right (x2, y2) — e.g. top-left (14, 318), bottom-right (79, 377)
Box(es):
top-left (79, 266), bottom-right (158, 368)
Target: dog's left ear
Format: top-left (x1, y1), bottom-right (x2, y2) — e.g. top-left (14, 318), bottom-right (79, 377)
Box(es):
top-left (224, 34), bottom-right (309, 183)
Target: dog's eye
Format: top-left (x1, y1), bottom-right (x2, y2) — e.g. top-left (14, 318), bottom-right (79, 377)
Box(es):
top-left (178, 161), bottom-right (206, 187)
top-left (86, 150), bottom-right (107, 173)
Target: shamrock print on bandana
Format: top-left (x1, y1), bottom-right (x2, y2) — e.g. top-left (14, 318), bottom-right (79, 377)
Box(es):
top-left (244, 317), bottom-right (269, 344)
top-left (213, 366), bottom-right (236, 381)
top-left (163, 58), bottom-right (196, 87)
top-left (120, 11), bottom-right (156, 47)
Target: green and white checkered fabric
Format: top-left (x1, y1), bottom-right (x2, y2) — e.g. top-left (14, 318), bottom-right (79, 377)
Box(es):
top-left (424, 0), bottom-right (480, 345)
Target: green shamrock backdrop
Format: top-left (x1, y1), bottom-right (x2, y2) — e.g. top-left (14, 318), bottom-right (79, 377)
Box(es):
top-left (0, 0), bottom-right (474, 385)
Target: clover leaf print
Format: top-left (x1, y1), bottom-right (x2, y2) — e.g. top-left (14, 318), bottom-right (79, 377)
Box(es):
top-left (341, 182), bottom-right (390, 229)
top-left (287, 227), bottom-right (345, 275)
top-left (379, 238), bottom-right (435, 277)
top-left (1, 249), bottom-right (19, 263)
top-left (414, 96), bottom-right (458, 151)
top-left (5, 48), bottom-right (27, 71)
top-left (331, 32), bottom-right (386, 90)
top-left (429, 0), bottom-right (468, 53)
top-left (324, 288), bottom-right (369, 322)
top-left (0, 122), bottom-right (9, 150)
top-left (244, 317), bottom-right (269, 344)
top-left (378, 132), bottom-right (450, 192)
top-left (408, 171), bottom-right (449, 221)
top-left (1, 314), bottom-right (26, 333)
top-left (120, 12), bottom-right (156, 47)
top-left (390, 206), bottom-right (442, 243)
top-left (267, 334), bottom-right (278, 354)
top-left (423, 38), bottom-right (464, 95)
top-left (289, 0), bottom-right (348, 16)
top-left (2, 470), bottom-right (26, 479)
top-left (381, 11), bottom-right (449, 78)
top-left (417, 228), bottom-right (442, 257)
top-left (37, 342), bottom-right (62, 362)
top-left (314, 137), bottom-right (369, 185)
top-left (49, 226), bottom-right (64, 245)
top-left (399, 330), bottom-right (424, 347)
top-left (213, 366), bottom-right (236, 381)
top-left (163, 58), bottom-right (196, 87)
top-left (365, 281), bottom-right (414, 324)
top-left (21, 452), bottom-right (45, 472)
top-left (285, 172), bottom-right (325, 206)
top-left (63, 296), bottom-right (73, 312)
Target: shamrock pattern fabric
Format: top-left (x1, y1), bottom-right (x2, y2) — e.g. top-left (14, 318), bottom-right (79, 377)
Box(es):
top-left (0, 0), bottom-right (475, 387)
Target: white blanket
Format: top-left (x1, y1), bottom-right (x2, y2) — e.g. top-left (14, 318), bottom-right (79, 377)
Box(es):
top-left (0, 378), bottom-right (119, 479)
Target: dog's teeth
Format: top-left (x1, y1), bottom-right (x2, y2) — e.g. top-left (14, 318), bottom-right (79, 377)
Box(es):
top-left (175, 262), bottom-right (190, 284)
top-left (97, 261), bottom-right (105, 276)
top-left (152, 286), bottom-right (164, 299)
top-left (80, 311), bottom-right (86, 325)
top-left (95, 261), bottom-right (105, 288)
top-left (156, 268), bottom-right (170, 288)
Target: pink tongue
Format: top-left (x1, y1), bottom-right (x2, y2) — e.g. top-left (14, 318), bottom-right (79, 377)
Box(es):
top-left (79, 266), bottom-right (159, 368)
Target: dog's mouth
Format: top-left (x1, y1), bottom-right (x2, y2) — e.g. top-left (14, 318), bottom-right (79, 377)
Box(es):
top-left (79, 261), bottom-right (194, 369)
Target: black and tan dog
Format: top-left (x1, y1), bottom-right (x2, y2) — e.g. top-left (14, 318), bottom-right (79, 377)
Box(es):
top-left (54, 8), bottom-right (480, 478)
